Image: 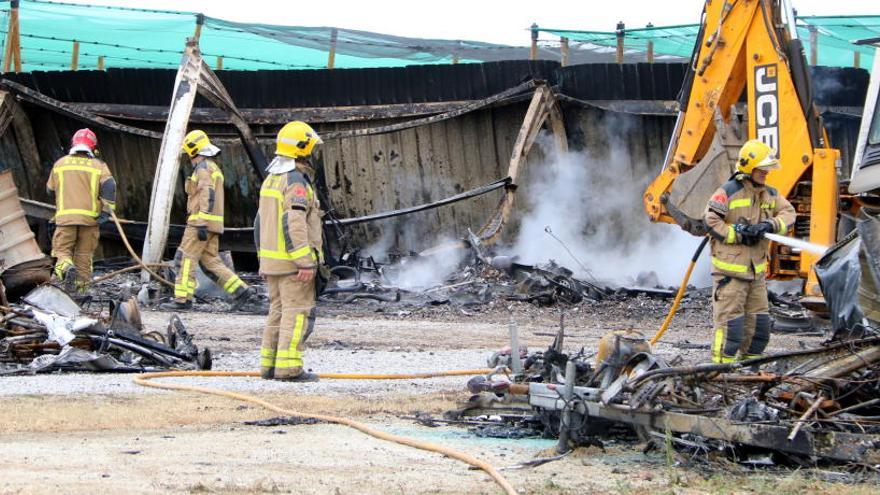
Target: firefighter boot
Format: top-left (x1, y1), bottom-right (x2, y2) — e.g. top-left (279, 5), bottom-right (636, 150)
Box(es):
top-left (229, 285), bottom-right (256, 311)
top-left (62, 266), bottom-right (77, 293)
top-left (160, 299), bottom-right (193, 311)
top-left (276, 371), bottom-right (319, 382)
top-left (261, 366), bottom-right (275, 380)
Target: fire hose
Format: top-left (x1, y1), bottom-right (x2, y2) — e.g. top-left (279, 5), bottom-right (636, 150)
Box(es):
top-left (649, 236), bottom-right (709, 346)
top-left (134, 369), bottom-right (519, 495)
top-left (649, 231), bottom-right (828, 346)
top-left (108, 209), bottom-right (176, 289)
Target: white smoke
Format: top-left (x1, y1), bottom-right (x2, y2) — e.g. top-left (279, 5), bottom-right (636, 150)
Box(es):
top-left (361, 219), bottom-right (467, 290)
top-left (360, 219), bottom-right (396, 260)
top-left (358, 168), bottom-right (471, 290)
top-left (390, 240), bottom-right (467, 290)
top-left (509, 132), bottom-right (711, 288)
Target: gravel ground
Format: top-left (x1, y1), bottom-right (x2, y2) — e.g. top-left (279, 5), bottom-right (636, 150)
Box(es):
top-left (0, 296), bottom-right (826, 397)
top-left (0, 348), bottom-right (487, 396)
top-left (0, 300), bottom-right (860, 495)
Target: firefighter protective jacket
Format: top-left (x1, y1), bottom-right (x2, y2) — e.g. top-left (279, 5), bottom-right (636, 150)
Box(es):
top-left (47, 154), bottom-right (116, 226)
top-left (704, 173), bottom-right (796, 280)
top-left (185, 158), bottom-right (225, 234)
top-left (255, 164), bottom-right (322, 275)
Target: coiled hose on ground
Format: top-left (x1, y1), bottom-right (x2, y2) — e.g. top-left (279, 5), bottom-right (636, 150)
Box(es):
top-left (134, 369), bottom-right (518, 495)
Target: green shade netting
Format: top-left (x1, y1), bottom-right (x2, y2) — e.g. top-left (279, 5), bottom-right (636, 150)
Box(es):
top-left (0, 0), bottom-right (516, 71)
top-left (543, 24), bottom-right (701, 59)
top-left (797, 16), bottom-right (879, 68)
top-left (540, 15), bottom-right (879, 70)
top-left (2, 1), bottom-right (875, 73)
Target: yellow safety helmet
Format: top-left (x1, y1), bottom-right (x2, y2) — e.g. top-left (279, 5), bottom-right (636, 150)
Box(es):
top-left (276, 121), bottom-right (322, 158)
top-left (182, 130), bottom-right (220, 158)
top-left (737, 139), bottom-right (780, 175)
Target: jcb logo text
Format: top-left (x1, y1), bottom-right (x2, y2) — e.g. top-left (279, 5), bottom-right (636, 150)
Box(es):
top-left (754, 64), bottom-right (779, 155)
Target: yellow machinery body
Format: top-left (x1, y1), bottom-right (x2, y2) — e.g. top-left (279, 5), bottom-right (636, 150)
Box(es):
top-left (642, 0), bottom-right (839, 298)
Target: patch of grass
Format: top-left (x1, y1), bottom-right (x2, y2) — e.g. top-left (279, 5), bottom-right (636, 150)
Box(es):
top-left (663, 425), bottom-right (683, 488)
top-left (0, 390), bottom-right (460, 434)
top-left (613, 477), bottom-right (634, 494)
top-left (186, 478), bottom-right (288, 494)
top-left (537, 477), bottom-right (577, 495)
top-left (692, 470), bottom-right (879, 495)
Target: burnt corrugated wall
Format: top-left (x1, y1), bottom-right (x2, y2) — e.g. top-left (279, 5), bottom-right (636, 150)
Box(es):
top-left (0, 61), bottom-right (868, 256)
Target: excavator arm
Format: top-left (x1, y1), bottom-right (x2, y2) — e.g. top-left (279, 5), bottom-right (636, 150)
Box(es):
top-left (643, 0), bottom-right (840, 299)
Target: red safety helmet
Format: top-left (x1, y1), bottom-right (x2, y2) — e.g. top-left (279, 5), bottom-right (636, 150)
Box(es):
top-left (71, 128), bottom-right (98, 152)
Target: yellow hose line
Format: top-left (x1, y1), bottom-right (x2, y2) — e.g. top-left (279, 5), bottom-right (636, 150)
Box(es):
top-left (134, 369), bottom-right (518, 495)
top-left (649, 235), bottom-right (708, 346)
top-left (109, 209), bottom-right (176, 289)
top-left (649, 260), bottom-right (696, 346)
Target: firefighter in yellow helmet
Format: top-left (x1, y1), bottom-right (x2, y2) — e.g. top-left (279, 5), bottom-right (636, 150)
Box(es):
top-left (47, 128), bottom-right (116, 293)
top-left (160, 130), bottom-right (252, 310)
top-left (703, 139), bottom-right (796, 363)
top-left (255, 121), bottom-right (324, 381)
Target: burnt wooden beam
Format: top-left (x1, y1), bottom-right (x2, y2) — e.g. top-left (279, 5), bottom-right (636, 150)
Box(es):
top-left (3, 91), bottom-right (43, 199)
top-left (478, 84), bottom-right (562, 245)
top-left (321, 80), bottom-right (537, 140)
top-left (68, 100), bottom-right (481, 125)
top-left (142, 41), bottom-right (203, 277)
top-left (0, 79), bottom-right (162, 139)
top-left (194, 57), bottom-right (268, 177)
top-left (556, 94), bottom-right (679, 116)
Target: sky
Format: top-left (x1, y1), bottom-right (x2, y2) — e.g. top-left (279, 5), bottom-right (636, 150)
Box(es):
top-left (58, 0), bottom-right (878, 46)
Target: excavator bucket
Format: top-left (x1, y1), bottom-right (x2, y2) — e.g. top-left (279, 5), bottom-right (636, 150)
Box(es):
top-left (666, 109), bottom-right (744, 236)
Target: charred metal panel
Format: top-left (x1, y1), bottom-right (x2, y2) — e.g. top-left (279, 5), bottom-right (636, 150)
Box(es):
top-left (4, 61), bottom-right (560, 108)
top-left (557, 63), bottom-right (689, 101)
top-left (0, 62), bottom-right (868, 254)
top-left (8, 63), bottom-right (866, 107)
top-left (557, 64), bottom-right (868, 104)
top-left (317, 104), bottom-right (523, 251)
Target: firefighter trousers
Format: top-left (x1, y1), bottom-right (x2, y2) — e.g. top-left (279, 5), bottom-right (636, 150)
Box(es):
top-left (51, 225), bottom-right (99, 288)
top-left (260, 274), bottom-right (316, 379)
top-left (711, 274), bottom-right (771, 363)
top-left (172, 227), bottom-right (247, 302)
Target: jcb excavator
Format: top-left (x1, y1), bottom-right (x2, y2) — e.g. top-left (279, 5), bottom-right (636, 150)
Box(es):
top-left (643, 0), bottom-right (880, 305)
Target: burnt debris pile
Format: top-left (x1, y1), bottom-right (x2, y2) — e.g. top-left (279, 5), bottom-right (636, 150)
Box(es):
top-left (431, 219), bottom-right (880, 470)
top-left (0, 284), bottom-right (211, 375)
top-left (320, 232), bottom-right (684, 312)
top-left (442, 326), bottom-right (880, 469)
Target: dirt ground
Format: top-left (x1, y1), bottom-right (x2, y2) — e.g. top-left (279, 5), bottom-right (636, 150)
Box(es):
top-left (0, 301), bottom-right (870, 495)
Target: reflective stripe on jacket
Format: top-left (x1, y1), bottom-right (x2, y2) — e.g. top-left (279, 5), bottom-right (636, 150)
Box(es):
top-left (47, 154), bottom-right (115, 226)
top-left (255, 166), bottom-right (322, 275)
top-left (185, 159), bottom-right (225, 233)
top-left (703, 174), bottom-right (796, 280)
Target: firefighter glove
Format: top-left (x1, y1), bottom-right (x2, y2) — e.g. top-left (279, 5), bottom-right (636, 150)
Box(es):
top-left (197, 225), bottom-right (208, 241)
top-left (746, 221), bottom-right (774, 238)
top-left (734, 223), bottom-right (759, 246)
top-left (97, 211), bottom-right (110, 225)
